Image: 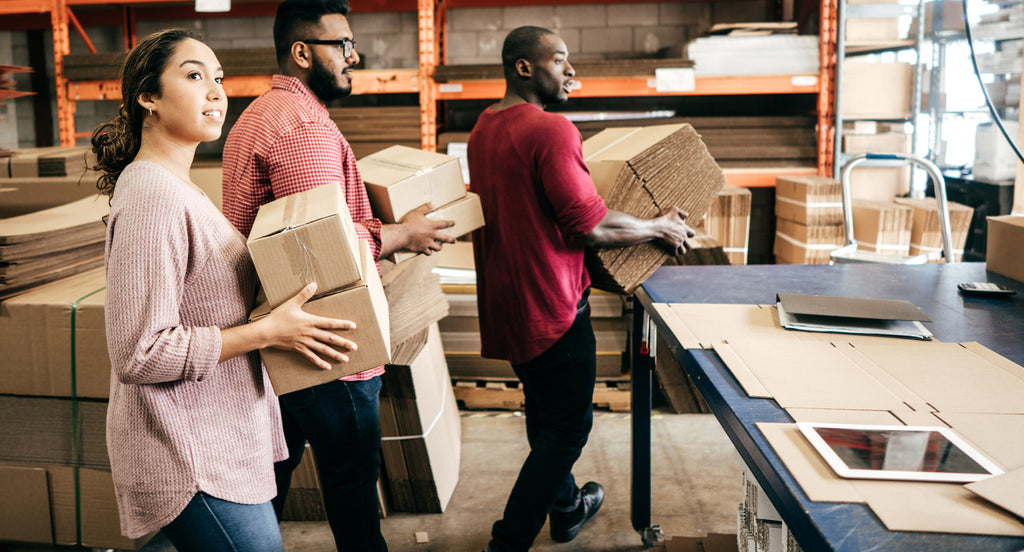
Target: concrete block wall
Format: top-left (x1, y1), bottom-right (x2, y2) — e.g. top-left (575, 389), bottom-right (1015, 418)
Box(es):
top-left (0, 0), bottom-right (772, 148)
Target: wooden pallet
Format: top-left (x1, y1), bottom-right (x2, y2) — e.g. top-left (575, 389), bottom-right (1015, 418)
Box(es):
top-left (452, 379), bottom-right (631, 412)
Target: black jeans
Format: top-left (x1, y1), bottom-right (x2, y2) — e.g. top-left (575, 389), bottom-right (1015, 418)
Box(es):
top-left (489, 303), bottom-right (597, 551)
top-left (272, 376), bottom-right (387, 552)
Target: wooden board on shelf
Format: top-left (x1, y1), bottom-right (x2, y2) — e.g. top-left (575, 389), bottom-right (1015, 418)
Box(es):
top-left (453, 379), bottom-right (631, 412)
top-left (434, 58), bottom-right (694, 81)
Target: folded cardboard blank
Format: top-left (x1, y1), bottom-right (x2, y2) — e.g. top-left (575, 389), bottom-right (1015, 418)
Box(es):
top-left (582, 124), bottom-right (726, 294)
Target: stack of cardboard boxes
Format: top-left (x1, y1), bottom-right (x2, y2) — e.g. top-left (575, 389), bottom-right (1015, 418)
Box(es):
top-left (692, 185), bottom-right (752, 265)
top-left (849, 199), bottom-right (913, 257)
top-left (581, 123), bottom-right (726, 293)
top-left (773, 176), bottom-right (845, 264)
top-left (895, 197), bottom-right (975, 262)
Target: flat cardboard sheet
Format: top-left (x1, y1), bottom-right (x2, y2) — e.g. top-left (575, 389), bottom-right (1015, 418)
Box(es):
top-left (759, 423), bottom-right (1024, 536)
top-left (776, 293), bottom-right (931, 322)
top-left (966, 467), bottom-right (1024, 521)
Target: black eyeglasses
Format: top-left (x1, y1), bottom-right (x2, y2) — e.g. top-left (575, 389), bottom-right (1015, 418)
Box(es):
top-left (300, 38), bottom-right (357, 58)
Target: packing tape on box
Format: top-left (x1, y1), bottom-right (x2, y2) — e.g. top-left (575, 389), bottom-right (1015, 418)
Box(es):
top-left (775, 196), bottom-right (843, 209)
top-left (368, 157), bottom-right (441, 209)
top-left (775, 231), bottom-right (843, 250)
top-left (71, 285), bottom-right (105, 545)
top-left (380, 396), bottom-right (446, 442)
top-left (282, 227), bottom-right (316, 289)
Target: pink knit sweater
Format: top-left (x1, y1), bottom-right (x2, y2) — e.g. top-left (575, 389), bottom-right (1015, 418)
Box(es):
top-left (104, 161), bottom-right (287, 538)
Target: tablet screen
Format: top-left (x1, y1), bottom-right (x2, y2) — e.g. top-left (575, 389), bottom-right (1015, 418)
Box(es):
top-left (796, 422), bottom-right (1004, 483)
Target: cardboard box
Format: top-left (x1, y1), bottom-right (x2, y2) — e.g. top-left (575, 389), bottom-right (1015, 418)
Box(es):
top-left (986, 215), bottom-right (1024, 282)
top-left (0, 267), bottom-right (109, 399)
top-left (0, 174), bottom-right (101, 218)
top-left (841, 61), bottom-right (913, 119)
top-left (846, 18), bottom-right (901, 43)
top-left (851, 199), bottom-right (913, 256)
top-left (773, 218), bottom-right (844, 265)
top-left (190, 161), bottom-right (222, 212)
top-left (694, 185), bottom-right (751, 265)
top-left (583, 124), bottom-right (726, 294)
top-left (358, 145), bottom-right (467, 224)
top-left (0, 462), bottom-right (152, 550)
top-left (252, 240), bottom-right (391, 395)
top-left (280, 444), bottom-right (326, 522)
top-left (391, 192), bottom-right (485, 264)
top-left (247, 183), bottom-right (362, 308)
top-left (380, 323), bottom-right (462, 513)
top-left (895, 197), bottom-right (974, 262)
top-left (774, 175), bottom-right (843, 226)
top-left (381, 253), bottom-right (449, 349)
top-left (0, 395), bottom-right (108, 468)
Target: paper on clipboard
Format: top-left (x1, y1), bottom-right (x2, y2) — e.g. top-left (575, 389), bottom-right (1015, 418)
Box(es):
top-left (775, 293), bottom-right (932, 340)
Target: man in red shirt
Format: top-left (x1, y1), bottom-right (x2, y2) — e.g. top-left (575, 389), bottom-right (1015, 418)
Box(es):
top-left (469, 26), bottom-right (696, 552)
top-left (221, 1), bottom-right (454, 550)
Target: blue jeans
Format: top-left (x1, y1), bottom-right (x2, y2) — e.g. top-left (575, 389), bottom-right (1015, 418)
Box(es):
top-left (489, 304), bottom-right (597, 552)
top-left (162, 492), bottom-right (283, 552)
top-left (272, 376), bottom-right (386, 552)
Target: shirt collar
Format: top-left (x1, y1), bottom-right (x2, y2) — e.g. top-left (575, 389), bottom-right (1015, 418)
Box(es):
top-left (271, 74), bottom-right (328, 115)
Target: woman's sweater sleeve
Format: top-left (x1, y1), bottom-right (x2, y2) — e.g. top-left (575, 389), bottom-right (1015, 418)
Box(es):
top-left (105, 171), bottom-right (222, 385)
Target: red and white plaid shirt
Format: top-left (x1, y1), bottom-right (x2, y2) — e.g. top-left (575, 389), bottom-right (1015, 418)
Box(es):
top-left (223, 74), bottom-right (383, 381)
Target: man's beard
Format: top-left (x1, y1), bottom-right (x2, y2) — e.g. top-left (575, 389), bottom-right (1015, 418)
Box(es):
top-left (308, 57), bottom-right (351, 103)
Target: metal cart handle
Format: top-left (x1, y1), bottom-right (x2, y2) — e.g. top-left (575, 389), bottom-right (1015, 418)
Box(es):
top-left (839, 152), bottom-right (957, 263)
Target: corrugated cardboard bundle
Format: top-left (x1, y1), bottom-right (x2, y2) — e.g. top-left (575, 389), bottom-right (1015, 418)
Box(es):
top-left (582, 124), bottom-right (726, 294)
top-left (2, 146), bottom-right (95, 179)
top-left (247, 183), bottom-right (363, 309)
top-left (380, 253), bottom-right (449, 350)
top-left (773, 217), bottom-right (845, 264)
top-left (379, 323), bottom-right (462, 513)
top-left (250, 240), bottom-right (391, 395)
top-left (851, 199), bottom-right (913, 256)
top-left (0, 194), bottom-right (108, 299)
top-left (775, 175), bottom-right (843, 226)
top-left (693, 185), bottom-right (751, 265)
top-left (894, 197), bottom-right (974, 262)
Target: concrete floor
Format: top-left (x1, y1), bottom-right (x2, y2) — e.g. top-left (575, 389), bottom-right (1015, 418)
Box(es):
top-left (6, 410), bottom-right (742, 552)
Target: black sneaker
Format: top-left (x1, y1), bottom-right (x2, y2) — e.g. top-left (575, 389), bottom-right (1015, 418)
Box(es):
top-left (549, 481), bottom-right (604, 543)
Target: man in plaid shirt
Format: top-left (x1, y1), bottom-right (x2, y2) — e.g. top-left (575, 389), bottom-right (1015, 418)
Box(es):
top-left (222, 0), bottom-right (454, 549)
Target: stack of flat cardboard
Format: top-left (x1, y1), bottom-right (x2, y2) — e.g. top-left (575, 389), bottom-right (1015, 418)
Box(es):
top-left (0, 194), bottom-right (108, 299)
top-left (693, 185), bottom-right (752, 265)
top-left (379, 323), bottom-right (462, 513)
top-left (247, 184), bottom-right (391, 395)
top-left (672, 234), bottom-right (731, 266)
top-left (582, 123), bottom-right (726, 294)
top-left (894, 198), bottom-right (974, 262)
top-left (773, 176), bottom-right (845, 264)
top-left (328, 106), bottom-right (421, 159)
top-left (358, 145), bottom-right (484, 264)
top-left (1, 147), bottom-right (100, 217)
top-left (0, 267), bottom-right (152, 550)
top-left (851, 199), bottom-right (913, 256)
top-left (380, 253), bottom-right (449, 350)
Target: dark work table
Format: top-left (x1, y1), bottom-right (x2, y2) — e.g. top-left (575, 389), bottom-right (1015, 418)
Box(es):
top-left (629, 262), bottom-right (1024, 551)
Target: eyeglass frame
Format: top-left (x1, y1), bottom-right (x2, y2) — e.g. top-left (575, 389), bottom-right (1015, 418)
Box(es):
top-left (299, 38), bottom-right (357, 58)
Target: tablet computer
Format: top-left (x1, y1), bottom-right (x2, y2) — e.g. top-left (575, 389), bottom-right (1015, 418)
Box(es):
top-left (796, 422), bottom-right (1004, 483)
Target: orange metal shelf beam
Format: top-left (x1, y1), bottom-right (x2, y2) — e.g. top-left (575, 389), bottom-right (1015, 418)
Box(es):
top-left (67, 69), bottom-right (419, 101)
top-left (436, 74), bottom-right (820, 101)
top-left (723, 168), bottom-right (818, 188)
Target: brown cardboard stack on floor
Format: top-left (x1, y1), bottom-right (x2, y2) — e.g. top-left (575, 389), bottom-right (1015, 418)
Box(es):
top-left (358, 145), bottom-right (484, 264)
top-left (773, 176), bottom-right (845, 264)
top-left (692, 185), bottom-right (752, 265)
top-left (246, 184), bottom-right (391, 395)
top-left (850, 199), bottom-right (913, 257)
top-left (0, 194), bottom-right (109, 300)
top-left (0, 147), bottom-right (100, 218)
top-left (0, 268), bottom-right (152, 550)
top-left (894, 198), bottom-right (975, 262)
top-left (582, 123), bottom-right (726, 294)
top-left (379, 323), bottom-right (462, 513)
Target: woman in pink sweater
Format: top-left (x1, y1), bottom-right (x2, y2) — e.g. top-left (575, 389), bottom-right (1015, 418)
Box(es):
top-left (92, 29), bottom-right (356, 551)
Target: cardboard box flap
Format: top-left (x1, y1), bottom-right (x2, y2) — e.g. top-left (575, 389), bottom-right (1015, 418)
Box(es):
top-left (966, 466), bottom-right (1024, 521)
top-left (776, 293), bottom-right (931, 322)
top-left (0, 465), bottom-right (52, 544)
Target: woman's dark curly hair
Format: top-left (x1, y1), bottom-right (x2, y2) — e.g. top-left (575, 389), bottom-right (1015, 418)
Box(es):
top-left (91, 28), bottom-right (202, 197)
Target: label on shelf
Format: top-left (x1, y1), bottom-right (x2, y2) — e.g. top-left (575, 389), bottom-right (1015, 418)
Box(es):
top-left (195, 0), bottom-right (231, 12)
top-left (791, 75), bottom-right (818, 87)
top-left (438, 83), bottom-right (463, 93)
top-left (653, 68), bottom-right (696, 92)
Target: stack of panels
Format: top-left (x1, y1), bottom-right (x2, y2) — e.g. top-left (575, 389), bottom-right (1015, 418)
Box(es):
top-left (64, 49), bottom-right (278, 81)
top-left (328, 106), bottom-right (421, 159)
top-left (0, 195), bottom-right (108, 299)
top-left (894, 198), bottom-right (975, 262)
top-left (433, 58), bottom-right (694, 81)
top-left (851, 199), bottom-right (913, 256)
top-left (583, 124), bottom-right (726, 294)
top-left (379, 323), bottom-right (462, 513)
top-left (692, 185), bottom-right (752, 265)
top-left (773, 175), bottom-right (845, 264)
top-left (1, 147), bottom-right (100, 217)
top-left (380, 253), bottom-right (450, 350)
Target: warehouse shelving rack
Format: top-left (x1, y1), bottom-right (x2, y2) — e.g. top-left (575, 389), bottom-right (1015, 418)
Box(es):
top-left (3, 0), bottom-right (838, 187)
